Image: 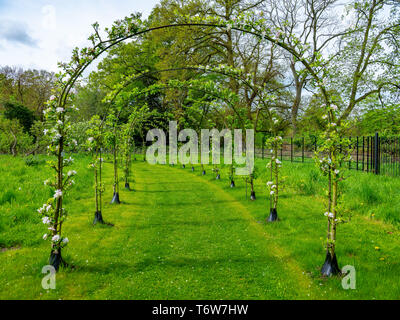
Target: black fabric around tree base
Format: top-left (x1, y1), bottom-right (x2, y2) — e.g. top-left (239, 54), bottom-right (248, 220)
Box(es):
top-left (111, 192), bottom-right (121, 204)
top-left (321, 251), bottom-right (341, 277)
top-left (267, 208), bottom-right (278, 222)
top-left (93, 211), bottom-right (105, 225)
top-left (49, 248), bottom-right (67, 272)
top-left (250, 191), bottom-right (256, 201)
top-left (230, 181), bottom-right (235, 188)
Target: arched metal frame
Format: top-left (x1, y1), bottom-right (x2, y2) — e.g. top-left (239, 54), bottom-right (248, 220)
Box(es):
top-left (47, 19), bottom-right (332, 266)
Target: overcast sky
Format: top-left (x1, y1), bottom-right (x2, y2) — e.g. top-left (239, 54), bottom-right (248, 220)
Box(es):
top-left (0, 0), bottom-right (160, 72)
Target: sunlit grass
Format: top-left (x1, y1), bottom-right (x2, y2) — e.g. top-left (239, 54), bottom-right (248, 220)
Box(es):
top-left (0, 154), bottom-right (399, 299)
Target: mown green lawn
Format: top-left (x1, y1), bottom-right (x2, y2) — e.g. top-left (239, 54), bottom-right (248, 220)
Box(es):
top-left (0, 154), bottom-right (399, 299)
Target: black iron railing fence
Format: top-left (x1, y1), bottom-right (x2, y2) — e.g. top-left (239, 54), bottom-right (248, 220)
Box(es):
top-left (256, 132), bottom-right (400, 177)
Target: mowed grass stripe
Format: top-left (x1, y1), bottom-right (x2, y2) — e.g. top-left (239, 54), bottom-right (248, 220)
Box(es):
top-left (86, 162), bottom-right (313, 299)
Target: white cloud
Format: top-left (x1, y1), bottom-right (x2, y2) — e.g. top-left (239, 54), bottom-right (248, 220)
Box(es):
top-left (0, 0), bottom-right (160, 72)
top-left (0, 20), bottom-right (37, 46)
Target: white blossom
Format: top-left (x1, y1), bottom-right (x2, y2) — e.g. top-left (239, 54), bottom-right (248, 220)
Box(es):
top-left (331, 105), bottom-right (338, 111)
top-left (68, 170), bottom-right (77, 177)
top-left (324, 212), bottom-right (334, 218)
top-left (88, 137), bottom-right (94, 143)
top-left (64, 157), bottom-right (74, 164)
top-left (62, 238), bottom-right (69, 244)
top-left (54, 189), bottom-right (63, 199)
top-left (270, 191), bottom-right (275, 195)
top-left (52, 235), bottom-right (60, 242)
top-left (56, 107), bottom-right (64, 113)
top-left (43, 129), bottom-right (49, 135)
top-left (334, 169), bottom-right (340, 175)
top-left (267, 181), bottom-right (273, 186)
top-left (43, 234), bottom-right (48, 240)
top-left (42, 217), bottom-right (51, 225)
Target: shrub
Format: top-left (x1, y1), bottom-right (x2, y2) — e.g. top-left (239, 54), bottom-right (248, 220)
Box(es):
top-left (24, 155), bottom-right (44, 167)
top-left (0, 115), bottom-right (33, 155)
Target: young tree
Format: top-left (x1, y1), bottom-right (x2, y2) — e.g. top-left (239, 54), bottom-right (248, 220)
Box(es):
top-left (120, 104), bottom-right (151, 190)
top-left (315, 103), bottom-right (352, 276)
top-left (40, 95), bottom-right (79, 270)
top-left (86, 115), bottom-right (107, 225)
top-left (104, 110), bottom-right (121, 205)
top-left (121, 121), bottom-right (135, 190)
top-left (266, 117), bottom-right (283, 222)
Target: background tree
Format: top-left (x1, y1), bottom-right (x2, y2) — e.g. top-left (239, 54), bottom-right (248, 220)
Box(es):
top-left (3, 101), bottom-right (36, 133)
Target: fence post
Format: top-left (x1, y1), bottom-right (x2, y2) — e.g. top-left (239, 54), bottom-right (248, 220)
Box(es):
top-left (374, 132), bottom-right (380, 175)
top-left (362, 136), bottom-right (365, 171)
top-left (356, 136), bottom-right (359, 171)
top-left (302, 137), bottom-right (305, 163)
top-left (348, 137), bottom-right (352, 170)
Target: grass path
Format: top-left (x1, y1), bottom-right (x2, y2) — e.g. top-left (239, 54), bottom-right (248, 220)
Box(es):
top-left (86, 161), bottom-right (318, 299)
